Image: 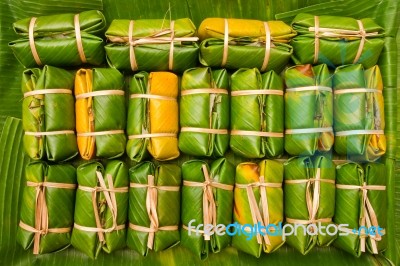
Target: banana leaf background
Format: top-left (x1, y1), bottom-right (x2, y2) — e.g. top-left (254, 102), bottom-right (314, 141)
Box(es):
top-left (0, 0), bottom-right (398, 265)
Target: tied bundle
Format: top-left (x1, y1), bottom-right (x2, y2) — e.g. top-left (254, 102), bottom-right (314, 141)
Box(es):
top-left (9, 10), bottom-right (106, 67)
top-left (105, 18), bottom-right (199, 73)
top-left (75, 68), bottom-right (126, 160)
top-left (233, 160), bottom-right (284, 257)
top-left (71, 161), bottom-right (128, 259)
top-left (179, 67), bottom-right (230, 157)
top-left (334, 162), bottom-right (387, 256)
top-left (17, 162), bottom-right (76, 254)
top-left (22, 65), bottom-right (78, 161)
top-left (284, 64), bottom-right (333, 156)
top-left (127, 72), bottom-right (179, 161)
top-left (181, 158), bottom-right (235, 259)
top-left (230, 68), bottom-right (284, 158)
top-left (333, 64), bottom-right (386, 161)
top-left (198, 18), bottom-right (295, 72)
top-left (127, 162), bottom-right (181, 255)
top-left (291, 13), bottom-right (384, 68)
top-left (284, 156), bottom-right (336, 255)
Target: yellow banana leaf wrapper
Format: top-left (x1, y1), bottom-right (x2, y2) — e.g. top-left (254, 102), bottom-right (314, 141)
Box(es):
top-left (284, 156), bottom-right (336, 255)
top-left (334, 162), bottom-right (387, 256)
top-left (127, 71), bottom-right (179, 161)
top-left (71, 160), bottom-right (128, 259)
top-left (284, 64), bottom-right (334, 156)
top-left (233, 160), bottom-right (284, 257)
top-left (291, 13), bottom-right (384, 68)
top-left (127, 162), bottom-right (181, 256)
top-left (75, 68), bottom-right (126, 160)
top-left (333, 64), bottom-right (386, 161)
top-left (105, 18), bottom-right (199, 73)
top-left (9, 10), bottom-right (106, 67)
top-left (181, 158), bottom-right (235, 259)
top-left (17, 162), bottom-right (76, 254)
top-left (198, 18), bottom-right (295, 72)
top-left (179, 67), bottom-right (229, 157)
top-left (22, 65), bottom-right (78, 161)
top-left (230, 68), bottom-right (284, 158)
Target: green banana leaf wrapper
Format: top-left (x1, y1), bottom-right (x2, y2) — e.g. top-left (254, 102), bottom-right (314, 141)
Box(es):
top-left (22, 65), bottom-right (78, 162)
top-left (284, 156), bottom-right (336, 255)
top-left (179, 67), bottom-right (230, 157)
top-left (284, 64), bottom-right (333, 156)
top-left (291, 13), bottom-right (384, 68)
top-left (105, 18), bottom-right (199, 73)
top-left (75, 68), bottom-right (126, 160)
top-left (17, 161), bottom-right (76, 254)
top-left (233, 160), bottom-right (284, 257)
top-left (71, 160), bottom-right (128, 259)
top-left (181, 158), bottom-right (235, 259)
top-left (127, 162), bottom-right (181, 256)
top-left (9, 10), bottom-right (106, 67)
top-left (333, 64), bottom-right (386, 162)
top-left (334, 162), bottom-right (387, 256)
top-left (230, 68), bottom-right (284, 158)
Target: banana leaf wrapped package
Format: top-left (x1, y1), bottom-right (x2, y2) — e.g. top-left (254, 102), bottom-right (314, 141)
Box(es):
top-left (233, 160), bottom-right (284, 257)
top-left (291, 13), bottom-right (384, 68)
top-left (333, 64), bottom-right (386, 161)
top-left (127, 162), bottom-right (181, 256)
top-left (230, 68), bottom-right (284, 158)
top-left (22, 65), bottom-right (78, 161)
top-left (198, 18), bottom-right (295, 72)
top-left (127, 71), bottom-right (179, 161)
top-left (181, 158), bottom-right (234, 259)
top-left (75, 68), bottom-right (126, 160)
top-left (105, 19), bottom-right (199, 73)
top-left (71, 160), bottom-right (128, 259)
top-left (17, 162), bottom-right (76, 254)
top-left (334, 162), bottom-right (387, 256)
top-left (9, 10), bottom-right (106, 67)
top-left (284, 156), bottom-right (336, 255)
top-left (179, 67), bottom-right (229, 157)
top-left (284, 64), bottom-right (334, 156)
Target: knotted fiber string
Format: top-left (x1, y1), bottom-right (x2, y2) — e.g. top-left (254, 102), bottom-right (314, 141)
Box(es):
top-left (260, 22), bottom-right (271, 72)
top-left (128, 20), bottom-right (138, 71)
top-left (74, 14), bottom-right (87, 63)
top-left (28, 17), bottom-right (42, 66)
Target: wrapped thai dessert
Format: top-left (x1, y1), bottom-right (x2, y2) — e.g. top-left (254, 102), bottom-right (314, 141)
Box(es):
top-left (127, 162), bottom-right (181, 256)
top-left (233, 160), bottom-right (284, 257)
top-left (105, 18), bottom-right (199, 73)
top-left (71, 160), bottom-right (128, 259)
top-left (284, 64), bottom-right (333, 156)
top-left (179, 67), bottom-right (230, 157)
top-left (198, 18), bottom-right (295, 72)
top-left (17, 162), bottom-right (76, 254)
top-left (126, 71), bottom-right (179, 161)
top-left (333, 64), bottom-right (386, 161)
top-left (75, 68), bottom-right (126, 160)
top-left (291, 13), bottom-right (384, 68)
top-left (22, 65), bottom-right (78, 161)
top-left (284, 156), bottom-right (336, 255)
top-left (9, 10), bottom-right (106, 67)
top-left (230, 68), bottom-right (284, 158)
top-left (334, 162), bottom-right (387, 256)
top-left (181, 158), bottom-right (234, 259)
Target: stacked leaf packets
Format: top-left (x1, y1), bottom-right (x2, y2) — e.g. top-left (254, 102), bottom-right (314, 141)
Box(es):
top-left (127, 71), bottom-right (180, 161)
top-left (22, 65), bottom-right (78, 161)
top-left (9, 10), bottom-right (106, 67)
top-left (105, 19), bottom-right (199, 73)
top-left (179, 67), bottom-right (230, 157)
top-left (198, 18), bottom-right (296, 72)
top-left (291, 13), bottom-right (384, 68)
top-left (127, 162), bottom-right (181, 255)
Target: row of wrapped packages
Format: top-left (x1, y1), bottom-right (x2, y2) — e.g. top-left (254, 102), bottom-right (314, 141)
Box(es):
top-left (18, 157), bottom-right (386, 259)
top-left (22, 64), bottom-right (386, 162)
top-left (9, 10), bottom-right (385, 71)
